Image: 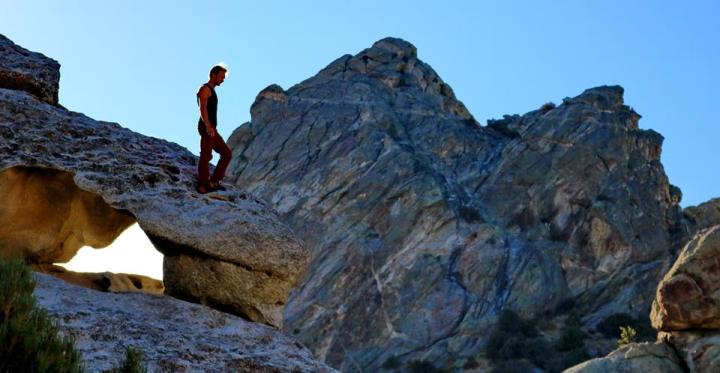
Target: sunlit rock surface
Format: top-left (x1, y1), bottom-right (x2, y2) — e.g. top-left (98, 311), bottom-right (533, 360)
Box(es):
top-left (563, 342), bottom-right (683, 373)
top-left (227, 37), bottom-right (690, 370)
top-left (34, 272), bottom-right (336, 372)
top-left (0, 33), bottom-right (309, 327)
top-left (652, 225), bottom-right (720, 331)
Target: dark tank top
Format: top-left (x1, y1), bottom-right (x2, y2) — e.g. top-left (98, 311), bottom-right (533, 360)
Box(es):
top-left (197, 84), bottom-right (217, 136)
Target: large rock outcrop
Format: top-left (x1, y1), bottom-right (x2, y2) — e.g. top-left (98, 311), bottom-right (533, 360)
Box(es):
top-left (684, 198), bottom-right (720, 233)
top-left (563, 342), bottom-right (684, 373)
top-left (0, 33), bottom-right (309, 327)
top-left (226, 37), bottom-right (689, 370)
top-left (651, 224), bottom-right (720, 371)
top-left (651, 225), bottom-right (720, 331)
top-left (569, 222), bottom-right (720, 372)
top-left (0, 34), bottom-right (59, 105)
top-left (33, 272), bottom-right (336, 372)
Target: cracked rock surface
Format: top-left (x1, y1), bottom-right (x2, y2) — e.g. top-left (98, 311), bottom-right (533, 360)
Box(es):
top-left (34, 272), bottom-right (336, 372)
top-left (227, 37), bottom-right (691, 370)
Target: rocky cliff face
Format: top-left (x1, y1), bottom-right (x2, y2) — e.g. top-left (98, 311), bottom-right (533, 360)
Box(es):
top-left (0, 33), bottom-right (309, 328)
top-left (226, 37), bottom-right (690, 370)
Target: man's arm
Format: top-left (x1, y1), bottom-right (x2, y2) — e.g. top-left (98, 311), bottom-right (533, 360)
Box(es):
top-left (198, 86), bottom-right (216, 137)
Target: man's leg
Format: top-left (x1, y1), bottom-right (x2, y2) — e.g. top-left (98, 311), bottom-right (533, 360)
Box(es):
top-left (209, 134), bottom-right (232, 183)
top-left (198, 133), bottom-right (214, 188)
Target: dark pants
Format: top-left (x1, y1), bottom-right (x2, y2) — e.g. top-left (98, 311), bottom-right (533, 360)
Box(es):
top-left (198, 130), bottom-right (232, 186)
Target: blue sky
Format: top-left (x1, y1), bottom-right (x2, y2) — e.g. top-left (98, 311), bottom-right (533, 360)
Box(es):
top-left (2, 1), bottom-right (718, 207)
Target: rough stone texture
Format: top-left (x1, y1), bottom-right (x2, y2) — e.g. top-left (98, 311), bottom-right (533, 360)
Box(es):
top-left (33, 272), bottom-right (336, 373)
top-left (0, 34), bottom-right (309, 327)
top-left (659, 330), bottom-right (720, 372)
top-left (651, 225), bottom-right (720, 331)
top-left (226, 37), bottom-right (688, 370)
top-left (0, 167), bottom-right (135, 262)
top-left (0, 34), bottom-right (60, 105)
top-left (563, 342), bottom-right (684, 373)
top-left (34, 264), bottom-right (165, 295)
top-left (684, 198), bottom-right (720, 233)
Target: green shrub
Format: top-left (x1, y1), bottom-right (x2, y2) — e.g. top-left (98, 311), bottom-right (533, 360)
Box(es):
top-left (485, 309), bottom-right (591, 372)
top-left (407, 360), bottom-right (447, 373)
top-left (597, 313), bottom-right (654, 341)
top-left (489, 359), bottom-right (535, 373)
top-left (382, 355), bottom-right (401, 370)
top-left (540, 102), bottom-right (556, 112)
top-left (462, 357), bottom-right (479, 370)
top-left (109, 346), bottom-right (146, 373)
top-left (556, 323), bottom-right (586, 352)
top-left (485, 310), bottom-right (554, 369)
top-left (618, 326), bottom-right (637, 347)
top-left (0, 258), bottom-right (84, 373)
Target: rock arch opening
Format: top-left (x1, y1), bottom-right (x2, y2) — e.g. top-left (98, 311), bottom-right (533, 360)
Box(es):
top-left (0, 166), bottom-right (163, 293)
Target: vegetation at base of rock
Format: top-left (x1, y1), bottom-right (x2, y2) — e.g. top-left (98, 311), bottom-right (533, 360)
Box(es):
top-left (490, 360), bottom-right (536, 373)
top-left (617, 326), bottom-right (637, 348)
top-left (0, 257), bottom-right (84, 373)
top-left (382, 355), bottom-right (401, 369)
top-left (108, 346), bottom-right (147, 373)
top-left (462, 357), bottom-right (479, 370)
top-left (484, 309), bottom-right (590, 372)
top-left (407, 360), bottom-right (448, 373)
top-left (596, 312), bottom-right (654, 341)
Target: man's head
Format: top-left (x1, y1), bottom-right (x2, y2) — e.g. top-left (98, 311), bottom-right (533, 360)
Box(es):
top-left (209, 64), bottom-right (227, 86)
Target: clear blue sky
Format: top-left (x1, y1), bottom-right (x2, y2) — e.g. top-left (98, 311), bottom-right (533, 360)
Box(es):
top-left (3, 1), bottom-right (718, 207)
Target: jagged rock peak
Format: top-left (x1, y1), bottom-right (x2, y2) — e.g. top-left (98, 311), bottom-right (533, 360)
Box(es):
top-left (0, 33), bottom-right (60, 105)
top-left (369, 37), bottom-right (418, 58)
top-left (251, 36), bottom-right (474, 126)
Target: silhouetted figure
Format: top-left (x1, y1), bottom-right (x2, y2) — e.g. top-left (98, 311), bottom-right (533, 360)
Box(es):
top-left (196, 64), bottom-right (232, 194)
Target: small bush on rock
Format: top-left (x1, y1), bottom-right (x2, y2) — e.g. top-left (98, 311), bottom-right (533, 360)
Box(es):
top-left (618, 326), bottom-right (637, 347)
top-left (0, 258), bottom-right (84, 373)
top-left (597, 313), bottom-right (654, 341)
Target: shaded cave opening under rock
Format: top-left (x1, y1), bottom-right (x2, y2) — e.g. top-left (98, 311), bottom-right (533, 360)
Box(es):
top-left (0, 166), bottom-right (164, 294)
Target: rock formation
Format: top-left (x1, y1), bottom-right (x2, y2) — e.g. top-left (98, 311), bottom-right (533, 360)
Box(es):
top-left (226, 37), bottom-right (690, 370)
top-left (33, 272), bottom-right (337, 372)
top-left (651, 225), bottom-right (720, 331)
top-left (34, 263), bottom-right (165, 295)
top-left (563, 342), bottom-right (684, 373)
top-left (684, 198), bottom-right (720, 233)
top-left (0, 33), bottom-right (309, 328)
top-left (568, 223), bottom-right (720, 373)
top-left (0, 34), bottom-right (59, 105)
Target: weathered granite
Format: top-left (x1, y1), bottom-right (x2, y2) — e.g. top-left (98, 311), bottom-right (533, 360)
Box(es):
top-left (659, 330), bottom-right (720, 372)
top-left (33, 264), bottom-right (165, 295)
top-left (0, 34), bottom-right (60, 105)
top-left (651, 225), bottom-right (720, 331)
top-left (563, 342), bottom-right (683, 373)
top-left (685, 198), bottom-right (720, 233)
top-left (226, 37), bottom-right (689, 370)
top-left (0, 33), bottom-right (309, 327)
top-left (33, 272), bottom-right (336, 372)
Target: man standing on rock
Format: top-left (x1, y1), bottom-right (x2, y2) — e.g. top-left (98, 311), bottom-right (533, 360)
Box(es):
top-left (196, 64), bottom-right (232, 194)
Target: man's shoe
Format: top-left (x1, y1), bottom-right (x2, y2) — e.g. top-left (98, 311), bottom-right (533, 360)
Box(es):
top-left (196, 184), bottom-right (209, 194)
top-left (208, 181), bottom-right (226, 191)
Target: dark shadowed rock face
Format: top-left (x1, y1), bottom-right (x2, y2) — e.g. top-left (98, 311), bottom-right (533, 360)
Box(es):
top-left (226, 37), bottom-right (689, 370)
